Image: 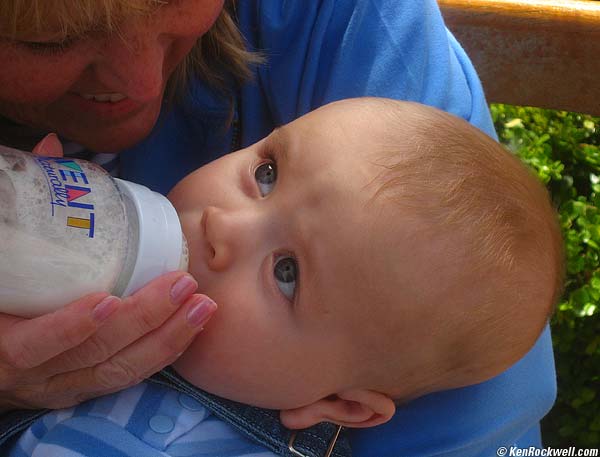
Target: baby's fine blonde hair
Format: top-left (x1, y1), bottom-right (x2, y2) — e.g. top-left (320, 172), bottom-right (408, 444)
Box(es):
top-left (0, 0), bottom-right (260, 100)
top-left (360, 99), bottom-right (564, 393)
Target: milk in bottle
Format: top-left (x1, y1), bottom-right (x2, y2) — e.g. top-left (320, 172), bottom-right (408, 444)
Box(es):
top-left (0, 146), bottom-right (188, 317)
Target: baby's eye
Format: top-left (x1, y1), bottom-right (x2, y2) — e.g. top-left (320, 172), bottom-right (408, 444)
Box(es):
top-left (254, 162), bottom-right (277, 196)
top-left (274, 256), bottom-right (297, 301)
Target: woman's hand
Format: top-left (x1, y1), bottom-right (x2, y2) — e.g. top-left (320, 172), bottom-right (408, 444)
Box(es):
top-left (0, 134), bottom-right (217, 413)
top-left (31, 133), bottom-right (63, 157)
top-left (0, 273), bottom-right (216, 412)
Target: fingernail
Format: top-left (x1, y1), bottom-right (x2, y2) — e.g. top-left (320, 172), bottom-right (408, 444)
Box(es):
top-left (38, 133), bottom-right (58, 153)
top-left (92, 296), bottom-right (120, 322)
top-left (186, 296), bottom-right (217, 328)
top-left (171, 275), bottom-right (197, 305)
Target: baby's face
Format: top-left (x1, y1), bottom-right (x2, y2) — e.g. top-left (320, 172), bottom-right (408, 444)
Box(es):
top-left (168, 103), bottom-right (393, 409)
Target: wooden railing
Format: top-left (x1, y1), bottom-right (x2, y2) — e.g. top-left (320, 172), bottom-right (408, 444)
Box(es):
top-left (438, 0), bottom-right (600, 116)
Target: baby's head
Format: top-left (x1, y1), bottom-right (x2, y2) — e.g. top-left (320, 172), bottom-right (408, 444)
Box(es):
top-left (168, 98), bottom-right (563, 429)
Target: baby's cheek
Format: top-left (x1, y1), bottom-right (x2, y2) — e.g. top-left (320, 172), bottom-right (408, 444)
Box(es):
top-left (171, 327), bottom-right (258, 402)
top-left (171, 334), bottom-right (227, 391)
top-left (172, 308), bottom-right (243, 377)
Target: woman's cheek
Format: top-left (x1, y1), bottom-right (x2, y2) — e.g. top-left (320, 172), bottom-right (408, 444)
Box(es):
top-left (0, 50), bottom-right (87, 104)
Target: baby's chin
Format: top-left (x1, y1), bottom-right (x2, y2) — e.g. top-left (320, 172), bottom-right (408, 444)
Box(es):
top-left (170, 350), bottom-right (242, 403)
top-left (170, 353), bottom-right (210, 393)
top-left (171, 353), bottom-right (321, 410)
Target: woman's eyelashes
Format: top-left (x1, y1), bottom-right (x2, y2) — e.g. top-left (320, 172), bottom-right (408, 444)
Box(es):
top-left (254, 161), bottom-right (277, 196)
top-left (18, 38), bottom-right (78, 55)
top-left (274, 256), bottom-right (298, 301)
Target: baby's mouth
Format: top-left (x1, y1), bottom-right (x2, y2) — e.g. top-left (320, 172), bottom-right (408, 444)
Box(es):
top-left (77, 92), bottom-right (127, 103)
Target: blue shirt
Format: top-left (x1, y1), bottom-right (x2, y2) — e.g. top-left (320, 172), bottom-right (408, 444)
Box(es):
top-left (0, 1), bottom-right (556, 456)
top-left (8, 382), bottom-right (278, 457)
top-left (120, 1), bottom-right (497, 196)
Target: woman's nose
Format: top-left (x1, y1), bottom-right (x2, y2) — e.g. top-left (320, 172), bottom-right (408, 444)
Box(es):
top-left (92, 31), bottom-right (169, 102)
top-left (89, 2), bottom-right (220, 102)
top-left (202, 206), bottom-right (257, 272)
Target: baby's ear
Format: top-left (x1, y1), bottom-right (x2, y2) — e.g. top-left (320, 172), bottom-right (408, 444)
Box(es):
top-left (280, 389), bottom-right (395, 430)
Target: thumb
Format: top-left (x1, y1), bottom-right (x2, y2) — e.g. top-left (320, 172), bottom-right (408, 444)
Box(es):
top-left (33, 133), bottom-right (64, 157)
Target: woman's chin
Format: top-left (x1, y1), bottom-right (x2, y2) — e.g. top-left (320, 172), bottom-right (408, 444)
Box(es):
top-left (56, 100), bottom-right (162, 153)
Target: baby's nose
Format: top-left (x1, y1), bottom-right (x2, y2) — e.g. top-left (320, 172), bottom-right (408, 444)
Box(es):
top-left (202, 206), bottom-right (248, 272)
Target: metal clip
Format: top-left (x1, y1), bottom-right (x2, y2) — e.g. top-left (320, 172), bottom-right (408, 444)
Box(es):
top-left (288, 425), bottom-right (343, 457)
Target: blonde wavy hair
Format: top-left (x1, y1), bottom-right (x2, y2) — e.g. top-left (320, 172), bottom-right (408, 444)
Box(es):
top-left (0, 0), bottom-right (261, 103)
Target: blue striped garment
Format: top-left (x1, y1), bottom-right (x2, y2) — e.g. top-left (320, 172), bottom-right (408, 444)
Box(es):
top-left (8, 382), bottom-right (277, 457)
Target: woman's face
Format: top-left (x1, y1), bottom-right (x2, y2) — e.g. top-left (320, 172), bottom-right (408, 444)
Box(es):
top-left (0, 0), bottom-right (224, 152)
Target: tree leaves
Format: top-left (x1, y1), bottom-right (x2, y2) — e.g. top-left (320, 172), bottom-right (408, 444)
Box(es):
top-left (491, 104), bottom-right (600, 447)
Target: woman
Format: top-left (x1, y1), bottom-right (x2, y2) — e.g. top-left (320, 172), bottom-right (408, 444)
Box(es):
top-left (0, 1), bottom-right (556, 455)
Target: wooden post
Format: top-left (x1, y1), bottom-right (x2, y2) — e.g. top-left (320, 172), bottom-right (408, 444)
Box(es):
top-left (439, 0), bottom-right (600, 115)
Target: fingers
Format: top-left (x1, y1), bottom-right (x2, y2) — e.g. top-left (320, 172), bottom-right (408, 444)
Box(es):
top-left (95, 293), bottom-right (215, 388)
top-left (0, 293), bottom-right (116, 371)
top-left (46, 294), bottom-right (216, 405)
top-left (41, 272), bottom-right (199, 375)
top-left (0, 272), bottom-right (217, 412)
top-left (32, 133), bottom-right (63, 157)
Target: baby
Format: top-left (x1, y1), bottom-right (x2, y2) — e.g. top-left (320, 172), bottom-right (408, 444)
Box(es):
top-left (7, 98), bottom-right (563, 456)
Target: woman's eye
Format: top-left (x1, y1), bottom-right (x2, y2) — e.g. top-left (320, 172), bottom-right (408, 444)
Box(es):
top-left (254, 162), bottom-right (277, 196)
top-left (19, 38), bottom-right (76, 55)
top-left (274, 256), bottom-right (297, 301)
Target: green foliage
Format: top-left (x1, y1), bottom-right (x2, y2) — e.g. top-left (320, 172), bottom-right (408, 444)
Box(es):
top-left (491, 105), bottom-right (600, 447)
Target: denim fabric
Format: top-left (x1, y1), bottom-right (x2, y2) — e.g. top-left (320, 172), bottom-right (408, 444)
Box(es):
top-left (0, 368), bottom-right (352, 457)
top-left (149, 369), bottom-right (352, 457)
top-left (0, 408), bottom-right (48, 448)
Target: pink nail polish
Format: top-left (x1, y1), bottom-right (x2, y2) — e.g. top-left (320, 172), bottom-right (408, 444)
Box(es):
top-left (186, 296), bottom-right (217, 328)
top-left (37, 133), bottom-right (58, 153)
top-left (171, 275), bottom-right (197, 305)
top-left (92, 296), bottom-right (120, 322)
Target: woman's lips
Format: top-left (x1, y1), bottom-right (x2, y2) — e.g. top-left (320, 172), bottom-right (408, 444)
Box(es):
top-left (67, 92), bottom-right (144, 119)
top-left (79, 92), bottom-right (127, 103)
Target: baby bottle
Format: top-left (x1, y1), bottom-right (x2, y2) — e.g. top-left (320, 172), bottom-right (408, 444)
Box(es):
top-left (0, 146), bottom-right (189, 317)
